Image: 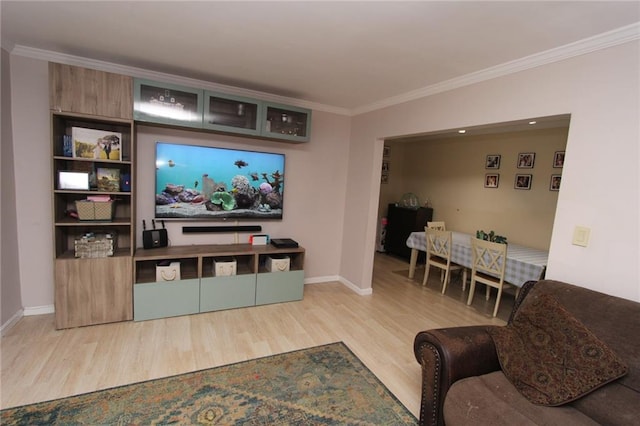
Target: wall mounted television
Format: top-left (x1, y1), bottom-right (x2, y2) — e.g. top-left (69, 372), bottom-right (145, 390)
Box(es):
top-left (155, 142), bottom-right (285, 220)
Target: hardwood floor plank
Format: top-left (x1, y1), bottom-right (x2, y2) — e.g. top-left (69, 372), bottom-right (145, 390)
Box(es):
top-left (1, 252), bottom-right (512, 417)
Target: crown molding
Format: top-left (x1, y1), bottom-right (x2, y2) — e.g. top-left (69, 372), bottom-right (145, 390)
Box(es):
top-left (9, 45), bottom-right (351, 117)
top-left (8, 22), bottom-right (639, 117)
top-left (352, 22), bottom-right (640, 116)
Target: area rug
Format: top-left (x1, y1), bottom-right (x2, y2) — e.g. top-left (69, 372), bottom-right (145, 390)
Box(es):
top-left (1, 342), bottom-right (416, 425)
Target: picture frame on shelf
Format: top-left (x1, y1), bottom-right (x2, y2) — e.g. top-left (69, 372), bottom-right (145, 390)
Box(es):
top-left (485, 154), bottom-right (501, 169)
top-left (515, 174), bottom-right (532, 190)
top-left (550, 174), bottom-right (562, 191)
top-left (96, 167), bottom-right (121, 192)
top-left (517, 152), bottom-right (535, 168)
top-left (553, 151), bottom-right (565, 168)
top-left (484, 173), bottom-right (499, 188)
top-left (71, 127), bottom-right (122, 161)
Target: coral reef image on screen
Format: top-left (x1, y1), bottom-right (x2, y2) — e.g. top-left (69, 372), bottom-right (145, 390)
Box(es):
top-left (155, 142), bottom-right (285, 219)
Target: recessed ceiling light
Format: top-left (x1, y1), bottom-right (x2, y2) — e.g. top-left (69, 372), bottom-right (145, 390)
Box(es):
top-left (529, 121), bottom-right (537, 125)
top-left (458, 129), bottom-right (466, 134)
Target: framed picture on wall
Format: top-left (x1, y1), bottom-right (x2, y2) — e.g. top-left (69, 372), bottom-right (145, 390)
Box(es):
top-left (485, 154), bottom-right (501, 169)
top-left (550, 174), bottom-right (561, 191)
top-left (553, 151), bottom-right (565, 168)
top-left (484, 173), bottom-right (499, 188)
top-left (517, 152), bottom-right (535, 168)
top-left (515, 174), bottom-right (532, 190)
top-left (381, 160), bottom-right (390, 184)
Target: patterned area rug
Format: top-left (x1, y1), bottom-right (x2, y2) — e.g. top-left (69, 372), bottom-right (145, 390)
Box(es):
top-left (1, 342), bottom-right (416, 425)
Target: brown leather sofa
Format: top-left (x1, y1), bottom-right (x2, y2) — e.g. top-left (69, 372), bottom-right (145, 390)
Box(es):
top-left (413, 279), bottom-right (639, 425)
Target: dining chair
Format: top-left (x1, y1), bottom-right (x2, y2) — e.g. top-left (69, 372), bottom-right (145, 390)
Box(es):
top-left (426, 221), bottom-right (446, 231)
top-left (467, 237), bottom-right (508, 317)
top-left (422, 227), bottom-right (467, 294)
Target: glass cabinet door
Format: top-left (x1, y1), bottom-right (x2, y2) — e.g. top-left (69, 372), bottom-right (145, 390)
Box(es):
top-left (203, 91), bottom-right (263, 136)
top-left (133, 79), bottom-right (204, 128)
top-left (262, 102), bottom-right (311, 142)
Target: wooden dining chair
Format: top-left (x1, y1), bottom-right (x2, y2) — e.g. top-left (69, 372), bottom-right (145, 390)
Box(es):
top-left (467, 237), bottom-right (508, 317)
top-left (426, 221), bottom-right (446, 231)
top-left (422, 227), bottom-right (467, 294)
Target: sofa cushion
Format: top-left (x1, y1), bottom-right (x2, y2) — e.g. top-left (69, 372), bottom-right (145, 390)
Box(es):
top-left (443, 371), bottom-right (600, 425)
top-left (488, 293), bottom-right (628, 406)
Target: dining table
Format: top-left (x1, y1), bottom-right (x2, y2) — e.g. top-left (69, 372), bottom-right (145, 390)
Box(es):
top-left (405, 231), bottom-right (549, 287)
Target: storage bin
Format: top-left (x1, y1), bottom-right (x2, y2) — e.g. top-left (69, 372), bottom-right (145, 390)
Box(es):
top-left (265, 254), bottom-right (290, 272)
top-left (156, 261), bottom-right (181, 282)
top-left (213, 257), bottom-right (237, 276)
top-left (75, 200), bottom-right (114, 221)
top-left (74, 233), bottom-right (116, 258)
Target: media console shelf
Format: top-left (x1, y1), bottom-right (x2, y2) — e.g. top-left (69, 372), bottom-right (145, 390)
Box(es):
top-left (133, 244), bottom-right (305, 321)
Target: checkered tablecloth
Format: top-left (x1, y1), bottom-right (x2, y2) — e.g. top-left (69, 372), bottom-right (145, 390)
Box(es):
top-left (406, 231), bottom-right (548, 287)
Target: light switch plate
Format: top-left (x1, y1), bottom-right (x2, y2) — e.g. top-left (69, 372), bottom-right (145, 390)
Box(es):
top-left (572, 226), bottom-right (590, 247)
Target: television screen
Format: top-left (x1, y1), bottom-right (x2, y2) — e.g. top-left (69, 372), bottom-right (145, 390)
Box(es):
top-left (155, 142), bottom-right (285, 220)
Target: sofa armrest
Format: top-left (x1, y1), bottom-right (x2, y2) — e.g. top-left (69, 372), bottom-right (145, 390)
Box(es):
top-left (413, 326), bottom-right (501, 426)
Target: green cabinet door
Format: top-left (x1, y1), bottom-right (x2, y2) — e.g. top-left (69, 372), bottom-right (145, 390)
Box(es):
top-left (255, 270), bottom-right (304, 305)
top-left (134, 278), bottom-right (200, 321)
top-left (200, 275), bottom-right (256, 312)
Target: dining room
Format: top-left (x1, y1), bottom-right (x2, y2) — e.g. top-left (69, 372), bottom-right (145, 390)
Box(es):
top-left (375, 115), bottom-right (569, 310)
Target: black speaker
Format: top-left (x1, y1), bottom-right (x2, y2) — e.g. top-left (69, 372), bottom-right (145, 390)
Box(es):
top-left (143, 229), bottom-right (168, 249)
top-left (182, 225), bottom-right (262, 233)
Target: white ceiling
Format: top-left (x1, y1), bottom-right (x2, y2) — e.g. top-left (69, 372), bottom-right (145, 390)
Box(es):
top-left (2, 1), bottom-right (639, 114)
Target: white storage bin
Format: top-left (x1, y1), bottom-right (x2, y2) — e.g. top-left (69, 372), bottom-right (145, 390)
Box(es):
top-left (156, 261), bottom-right (181, 282)
top-left (265, 254), bottom-right (290, 272)
top-left (213, 257), bottom-right (237, 276)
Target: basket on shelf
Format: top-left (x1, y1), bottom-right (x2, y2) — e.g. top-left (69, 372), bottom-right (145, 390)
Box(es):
top-left (75, 200), bottom-right (114, 221)
top-left (74, 233), bottom-right (116, 258)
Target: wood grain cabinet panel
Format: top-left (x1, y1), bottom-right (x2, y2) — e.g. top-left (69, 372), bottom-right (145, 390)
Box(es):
top-left (49, 63), bottom-right (133, 119)
top-left (55, 257), bottom-right (132, 329)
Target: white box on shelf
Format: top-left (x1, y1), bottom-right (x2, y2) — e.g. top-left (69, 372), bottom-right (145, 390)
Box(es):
top-left (213, 257), bottom-right (237, 276)
top-left (250, 234), bottom-right (269, 245)
top-left (156, 261), bottom-right (181, 282)
top-left (265, 254), bottom-right (290, 272)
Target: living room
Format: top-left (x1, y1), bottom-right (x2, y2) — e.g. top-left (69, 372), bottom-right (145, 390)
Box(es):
top-left (1, 2), bottom-right (639, 423)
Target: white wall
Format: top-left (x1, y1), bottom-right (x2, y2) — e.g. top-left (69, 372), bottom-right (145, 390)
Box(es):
top-left (344, 40), bottom-right (640, 301)
top-left (135, 111), bottom-right (351, 281)
top-left (1, 48), bottom-right (23, 327)
top-left (5, 39), bottom-right (639, 318)
top-left (8, 56), bottom-right (53, 312)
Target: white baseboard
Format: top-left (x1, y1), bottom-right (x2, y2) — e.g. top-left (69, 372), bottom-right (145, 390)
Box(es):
top-left (1, 309), bottom-right (23, 336)
top-left (24, 304), bottom-right (55, 316)
top-left (305, 275), bottom-right (373, 295)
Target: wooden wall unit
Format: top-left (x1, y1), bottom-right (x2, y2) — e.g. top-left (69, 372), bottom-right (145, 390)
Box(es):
top-left (49, 63), bottom-right (133, 119)
top-left (50, 64), bottom-right (135, 329)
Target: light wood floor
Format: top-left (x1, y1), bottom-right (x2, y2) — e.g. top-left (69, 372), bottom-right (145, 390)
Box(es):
top-left (1, 252), bottom-right (515, 417)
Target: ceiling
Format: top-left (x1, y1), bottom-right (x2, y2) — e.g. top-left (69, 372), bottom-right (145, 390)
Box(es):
top-left (2, 1), bottom-right (639, 114)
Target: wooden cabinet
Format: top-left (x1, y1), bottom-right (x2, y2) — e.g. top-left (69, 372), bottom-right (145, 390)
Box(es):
top-left (384, 204), bottom-right (433, 259)
top-left (134, 244), bottom-right (305, 321)
top-left (55, 256), bottom-right (132, 328)
top-left (51, 111), bottom-right (135, 329)
top-left (49, 63), bottom-right (133, 119)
